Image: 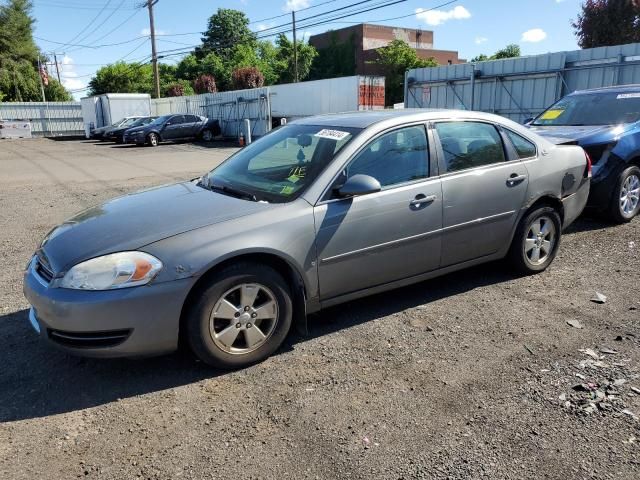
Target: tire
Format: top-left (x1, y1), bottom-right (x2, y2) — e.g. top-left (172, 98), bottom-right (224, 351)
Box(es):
top-left (508, 206), bottom-right (562, 274)
top-left (147, 132), bottom-right (159, 147)
top-left (201, 129), bottom-right (214, 142)
top-left (185, 262), bottom-right (293, 369)
top-left (608, 165), bottom-right (640, 223)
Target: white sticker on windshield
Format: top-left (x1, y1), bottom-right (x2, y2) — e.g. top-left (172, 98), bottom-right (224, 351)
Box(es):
top-left (617, 93), bottom-right (640, 99)
top-left (315, 129), bottom-right (350, 141)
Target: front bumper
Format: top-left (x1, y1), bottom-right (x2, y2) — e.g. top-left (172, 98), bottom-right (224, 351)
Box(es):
top-left (562, 178), bottom-right (590, 229)
top-left (23, 259), bottom-right (193, 358)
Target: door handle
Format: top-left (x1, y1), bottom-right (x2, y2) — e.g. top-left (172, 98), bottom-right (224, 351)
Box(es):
top-left (506, 174), bottom-right (527, 187)
top-left (410, 194), bottom-right (437, 206)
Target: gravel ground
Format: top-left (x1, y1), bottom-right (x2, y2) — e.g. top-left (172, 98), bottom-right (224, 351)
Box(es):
top-left (0, 138), bottom-right (638, 479)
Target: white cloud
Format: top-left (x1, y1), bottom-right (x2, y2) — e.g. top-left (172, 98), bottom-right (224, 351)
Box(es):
top-left (283, 0), bottom-right (310, 12)
top-left (257, 23), bottom-right (274, 31)
top-left (57, 56), bottom-right (87, 95)
top-left (140, 27), bottom-right (167, 36)
top-left (521, 28), bottom-right (547, 42)
top-left (475, 36), bottom-right (488, 44)
top-left (415, 5), bottom-right (471, 26)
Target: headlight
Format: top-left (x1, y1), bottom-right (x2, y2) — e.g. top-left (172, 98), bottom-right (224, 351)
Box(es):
top-left (59, 252), bottom-right (162, 290)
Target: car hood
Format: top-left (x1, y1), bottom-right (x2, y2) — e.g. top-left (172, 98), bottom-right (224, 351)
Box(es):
top-left (39, 181), bottom-right (272, 273)
top-left (528, 124), bottom-right (633, 145)
top-left (124, 125), bottom-right (148, 134)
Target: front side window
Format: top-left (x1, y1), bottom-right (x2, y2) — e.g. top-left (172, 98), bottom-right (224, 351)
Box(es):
top-left (346, 125), bottom-right (429, 187)
top-left (435, 121), bottom-right (506, 173)
top-left (506, 130), bottom-right (537, 159)
top-left (206, 124), bottom-right (360, 203)
top-left (170, 115), bottom-right (185, 124)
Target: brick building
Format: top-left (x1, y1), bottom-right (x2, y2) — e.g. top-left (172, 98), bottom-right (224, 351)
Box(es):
top-left (309, 24), bottom-right (464, 76)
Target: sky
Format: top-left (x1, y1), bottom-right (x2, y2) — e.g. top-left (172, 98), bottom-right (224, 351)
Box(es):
top-left (30, 0), bottom-right (584, 98)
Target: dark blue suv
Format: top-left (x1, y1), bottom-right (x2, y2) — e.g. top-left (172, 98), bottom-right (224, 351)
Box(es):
top-left (529, 85), bottom-right (640, 223)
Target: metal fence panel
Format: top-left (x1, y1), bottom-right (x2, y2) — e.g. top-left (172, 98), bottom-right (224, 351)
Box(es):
top-left (406, 42), bottom-right (640, 124)
top-left (0, 102), bottom-right (83, 136)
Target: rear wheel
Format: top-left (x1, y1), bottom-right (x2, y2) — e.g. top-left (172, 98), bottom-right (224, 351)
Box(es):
top-left (147, 132), bottom-right (159, 147)
top-left (508, 206), bottom-right (561, 273)
top-left (608, 165), bottom-right (640, 223)
top-left (185, 262), bottom-right (293, 369)
top-left (201, 129), bottom-right (214, 142)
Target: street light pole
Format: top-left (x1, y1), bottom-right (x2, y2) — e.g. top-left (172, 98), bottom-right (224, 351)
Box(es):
top-left (147, 0), bottom-right (161, 98)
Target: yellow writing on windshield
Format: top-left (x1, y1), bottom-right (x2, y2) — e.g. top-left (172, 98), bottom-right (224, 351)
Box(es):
top-left (541, 109), bottom-right (565, 120)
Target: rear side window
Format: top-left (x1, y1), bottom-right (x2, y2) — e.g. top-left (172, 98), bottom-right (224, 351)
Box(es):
top-left (506, 130), bottom-right (537, 158)
top-left (435, 121), bottom-right (506, 173)
top-left (186, 115), bottom-right (200, 122)
top-left (171, 115), bottom-right (185, 124)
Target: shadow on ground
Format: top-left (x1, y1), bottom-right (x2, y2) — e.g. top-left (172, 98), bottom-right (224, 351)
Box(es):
top-left (0, 261), bottom-right (519, 423)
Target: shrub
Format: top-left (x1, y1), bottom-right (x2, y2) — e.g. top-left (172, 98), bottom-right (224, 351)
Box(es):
top-left (231, 66), bottom-right (264, 90)
top-left (193, 74), bottom-right (217, 94)
top-left (166, 83), bottom-right (185, 97)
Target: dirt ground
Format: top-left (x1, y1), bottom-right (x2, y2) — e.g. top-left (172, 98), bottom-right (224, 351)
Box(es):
top-left (0, 138), bottom-right (638, 479)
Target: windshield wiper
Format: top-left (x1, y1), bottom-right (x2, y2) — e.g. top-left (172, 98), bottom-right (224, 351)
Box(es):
top-left (210, 183), bottom-right (258, 202)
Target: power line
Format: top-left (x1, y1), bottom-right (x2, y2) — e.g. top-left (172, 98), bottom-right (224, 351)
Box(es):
top-left (59, 0), bottom-right (114, 49)
top-left (68, 0), bottom-right (130, 50)
top-left (67, 7), bottom-right (144, 51)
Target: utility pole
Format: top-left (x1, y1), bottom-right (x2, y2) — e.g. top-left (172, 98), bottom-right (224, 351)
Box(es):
top-left (52, 53), bottom-right (61, 83)
top-left (291, 11), bottom-right (298, 83)
top-left (146, 0), bottom-right (161, 98)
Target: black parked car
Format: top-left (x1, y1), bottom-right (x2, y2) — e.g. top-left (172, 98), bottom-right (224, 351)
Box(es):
top-left (123, 114), bottom-right (222, 147)
top-left (105, 116), bottom-right (157, 143)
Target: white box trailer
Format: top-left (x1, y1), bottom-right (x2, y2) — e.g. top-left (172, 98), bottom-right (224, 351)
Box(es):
top-left (269, 75), bottom-right (385, 122)
top-left (81, 93), bottom-right (151, 135)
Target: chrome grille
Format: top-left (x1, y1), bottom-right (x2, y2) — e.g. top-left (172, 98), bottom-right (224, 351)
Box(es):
top-left (34, 257), bottom-right (54, 283)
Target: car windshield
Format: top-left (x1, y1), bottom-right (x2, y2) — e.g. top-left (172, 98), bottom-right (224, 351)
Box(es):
top-left (130, 117), bottom-right (153, 127)
top-left (203, 124), bottom-right (360, 203)
top-left (532, 91), bottom-right (640, 126)
top-left (151, 115), bottom-right (172, 125)
top-left (121, 117), bottom-right (139, 127)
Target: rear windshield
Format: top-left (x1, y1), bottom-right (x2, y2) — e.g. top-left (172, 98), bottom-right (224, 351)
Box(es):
top-left (532, 92), bottom-right (640, 126)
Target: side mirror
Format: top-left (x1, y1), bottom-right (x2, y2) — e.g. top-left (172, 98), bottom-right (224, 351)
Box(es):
top-left (337, 174), bottom-right (382, 198)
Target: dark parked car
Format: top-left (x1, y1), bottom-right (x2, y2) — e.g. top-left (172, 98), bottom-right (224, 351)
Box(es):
top-left (105, 116), bottom-right (157, 143)
top-left (123, 114), bottom-right (221, 146)
top-left (24, 110), bottom-right (590, 369)
top-left (91, 116), bottom-right (142, 140)
top-left (529, 85), bottom-right (640, 222)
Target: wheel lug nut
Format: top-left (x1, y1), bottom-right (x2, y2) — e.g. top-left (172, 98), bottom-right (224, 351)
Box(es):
top-left (234, 312), bottom-right (240, 318)
top-left (251, 313), bottom-right (257, 318)
top-left (235, 323), bottom-right (241, 328)
top-left (247, 323), bottom-right (252, 328)
top-left (244, 306), bottom-right (250, 311)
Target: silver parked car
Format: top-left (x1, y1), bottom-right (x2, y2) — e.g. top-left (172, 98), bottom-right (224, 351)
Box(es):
top-left (24, 110), bottom-right (590, 368)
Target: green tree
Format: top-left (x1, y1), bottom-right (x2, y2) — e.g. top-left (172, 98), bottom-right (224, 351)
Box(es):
top-left (274, 34), bottom-right (317, 83)
top-left (44, 78), bottom-right (72, 101)
top-left (87, 62), bottom-right (153, 96)
top-left (471, 44), bottom-right (521, 63)
top-left (309, 32), bottom-right (356, 80)
top-left (0, 0), bottom-right (70, 101)
top-left (375, 39), bottom-right (437, 105)
top-left (197, 8), bottom-right (256, 61)
top-left (573, 0), bottom-right (640, 48)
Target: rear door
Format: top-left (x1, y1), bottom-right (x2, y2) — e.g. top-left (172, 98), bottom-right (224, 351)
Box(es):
top-left (183, 115), bottom-right (201, 138)
top-left (432, 120), bottom-right (529, 267)
top-left (314, 124), bottom-right (443, 300)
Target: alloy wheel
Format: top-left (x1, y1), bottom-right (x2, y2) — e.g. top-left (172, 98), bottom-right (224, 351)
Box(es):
top-left (209, 283), bottom-right (279, 355)
top-left (619, 173), bottom-right (640, 217)
top-left (524, 215), bottom-right (557, 266)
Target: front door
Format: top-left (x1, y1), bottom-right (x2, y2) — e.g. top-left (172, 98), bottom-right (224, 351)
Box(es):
top-left (314, 124), bottom-right (443, 300)
top-left (433, 120), bottom-right (529, 267)
top-left (162, 115), bottom-right (186, 140)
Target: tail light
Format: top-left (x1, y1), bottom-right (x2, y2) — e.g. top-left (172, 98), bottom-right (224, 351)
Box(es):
top-left (584, 150), bottom-right (592, 178)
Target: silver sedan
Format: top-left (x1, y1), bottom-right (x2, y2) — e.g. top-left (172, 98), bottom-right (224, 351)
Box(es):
top-left (24, 110), bottom-right (590, 368)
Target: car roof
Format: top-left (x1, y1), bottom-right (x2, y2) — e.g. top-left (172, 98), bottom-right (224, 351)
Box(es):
top-left (570, 84), bottom-right (640, 95)
top-left (292, 108), bottom-right (513, 129)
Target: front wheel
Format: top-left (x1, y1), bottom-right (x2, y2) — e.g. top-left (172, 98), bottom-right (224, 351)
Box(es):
top-left (608, 165), bottom-right (640, 223)
top-left (508, 206), bottom-right (561, 274)
top-left (146, 132), bottom-right (159, 147)
top-left (185, 263), bottom-right (293, 369)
